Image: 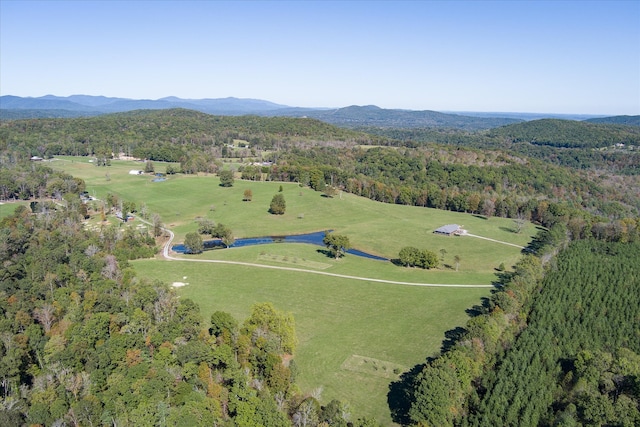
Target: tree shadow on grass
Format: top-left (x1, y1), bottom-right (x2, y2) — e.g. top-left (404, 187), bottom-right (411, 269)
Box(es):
top-left (465, 296), bottom-right (491, 318)
top-left (521, 229), bottom-right (550, 255)
top-left (316, 248), bottom-right (341, 259)
top-left (440, 326), bottom-right (468, 353)
top-left (388, 363), bottom-right (425, 425)
top-left (388, 294), bottom-right (490, 424)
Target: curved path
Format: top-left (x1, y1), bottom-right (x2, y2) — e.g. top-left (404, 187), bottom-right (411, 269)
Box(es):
top-left (159, 228), bottom-right (492, 288)
top-left (465, 233), bottom-right (525, 249)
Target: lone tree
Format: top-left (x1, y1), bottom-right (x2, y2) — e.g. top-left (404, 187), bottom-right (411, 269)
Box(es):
top-left (219, 170), bottom-right (234, 187)
top-left (269, 193), bottom-right (286, 215)
top-left (183, 232), bottom-right (204, 254)
top-left (439, 248), bottom-right (447, 267)
top-left (323, 232), bottom-right (351, 259)
top-left (196, 218), bottom-right (216, 235)
top-left (243, 189), bottom-right (253, 201)
top-left (152, 213), bottom-right (163, 237)
top-left (165, 164), bottom-right (177, 175)
top-left (323, 185), bottom-right (338, 198)
top-left (513, 212), bottom-right (527, 234)
top-left (144, 161), bottom-right (155, 173)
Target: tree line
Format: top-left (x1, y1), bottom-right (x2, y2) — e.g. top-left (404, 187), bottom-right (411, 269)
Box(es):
top-left (394, 224), bottom-right (640, 426)
top-left (1, 109), bottom-right (638, 220)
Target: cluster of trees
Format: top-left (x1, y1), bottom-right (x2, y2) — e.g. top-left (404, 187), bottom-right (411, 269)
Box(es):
top-left (460, 239), bottom-right (640, 426)
top-left (0, 166), bottom-right (376, 426)
top-left (397, 247), bottom-right (439, 269)
top-left (487, 118), bottom-right (640, 149)
top-left (184, 219), bottom-right (236, 254)
top-left (0, 163), bottom-right (85, 201)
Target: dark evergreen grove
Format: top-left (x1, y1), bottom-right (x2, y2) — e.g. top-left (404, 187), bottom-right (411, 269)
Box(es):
top-left (464, 239), bottom-right (640, 426)
top-left (401, 236), bottom-right (640, 426)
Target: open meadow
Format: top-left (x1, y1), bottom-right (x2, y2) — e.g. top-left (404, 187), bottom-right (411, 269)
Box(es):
top-left (50, 156), bottom-right (536, 424)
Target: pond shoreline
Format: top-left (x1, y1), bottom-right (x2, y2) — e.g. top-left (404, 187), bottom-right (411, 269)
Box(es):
top-left (172, 230), bottom-right (389, 261)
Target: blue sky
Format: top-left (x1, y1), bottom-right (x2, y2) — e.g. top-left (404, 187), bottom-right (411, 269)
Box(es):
top-left (1, 0), bottom-right (639, 114)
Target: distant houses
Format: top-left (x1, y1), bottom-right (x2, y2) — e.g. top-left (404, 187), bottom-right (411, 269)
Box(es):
top-left (434, 224), bottom-right (465, 236)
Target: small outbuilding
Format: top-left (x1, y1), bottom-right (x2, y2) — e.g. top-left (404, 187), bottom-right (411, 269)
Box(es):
top-left (434, 224), bottom-right (464, 236)
top-left (129, 170), bottom-right (143, 175)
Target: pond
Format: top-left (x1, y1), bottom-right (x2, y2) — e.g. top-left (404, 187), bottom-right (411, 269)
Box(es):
top-left (172, 230), bottom-right (388, 261)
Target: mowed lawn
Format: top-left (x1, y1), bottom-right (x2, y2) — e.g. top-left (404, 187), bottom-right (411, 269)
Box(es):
top-left (52, 156), bottom-right (536, 424)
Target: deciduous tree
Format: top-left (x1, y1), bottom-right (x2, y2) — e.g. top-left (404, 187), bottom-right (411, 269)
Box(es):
top-left (219, 170), bottom-right (234, 187)
top-left (323, 233), bottom-right (351, 259)
top-left (184, 232), bottom-right (204, 254)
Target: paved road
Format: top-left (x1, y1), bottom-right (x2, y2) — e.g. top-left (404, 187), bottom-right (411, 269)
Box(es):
top-left (159, 228), bottom-right (492, 288)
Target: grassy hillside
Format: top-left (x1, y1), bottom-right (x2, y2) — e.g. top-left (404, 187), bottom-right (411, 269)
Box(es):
top-left (132, 257), bottom-right (489, 424)
top-left (50, 156), bottom-right (533, 277)
top-left (50, 156), bottom-right (534, 424)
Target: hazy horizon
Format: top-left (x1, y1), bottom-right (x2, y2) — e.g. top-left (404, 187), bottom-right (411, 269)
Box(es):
top-left (1, 93), bottom-right (624, 118)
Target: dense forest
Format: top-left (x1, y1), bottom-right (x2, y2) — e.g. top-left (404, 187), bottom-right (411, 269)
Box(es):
top-left (359, 120), bottom-right (640, 175)
top-left (0, 109), bottom-right (379, 162)
top-left (1, 109), bottom-right (639, 425)
top-left (401, 236), bottom-right (640, 426)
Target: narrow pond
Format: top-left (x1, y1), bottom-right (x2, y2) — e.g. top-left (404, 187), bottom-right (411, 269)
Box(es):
top-left (172, 230), bottom-right (388, 261)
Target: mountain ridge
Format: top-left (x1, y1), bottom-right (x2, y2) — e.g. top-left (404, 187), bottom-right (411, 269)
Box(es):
top-left (1, 94), bottom-right (633, 130)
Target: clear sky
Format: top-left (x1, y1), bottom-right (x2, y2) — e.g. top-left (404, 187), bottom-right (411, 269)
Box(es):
top-left (1, 0), bottom-right (639, 115)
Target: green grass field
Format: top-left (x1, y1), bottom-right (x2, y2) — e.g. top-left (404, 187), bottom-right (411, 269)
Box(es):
top-left (0, 201), bottom-right (28, 220)
top-left (51, 156), bottom-right (536, 424)
top-left (132, 257), bottom-right (489, 424)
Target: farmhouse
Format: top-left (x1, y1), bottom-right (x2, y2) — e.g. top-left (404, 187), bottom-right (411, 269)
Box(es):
top-left (434, 224), bottom-right (465, 236)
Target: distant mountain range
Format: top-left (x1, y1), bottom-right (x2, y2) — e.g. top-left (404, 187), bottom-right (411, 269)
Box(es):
top-left (1, 95), bottom-right (636, 130)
